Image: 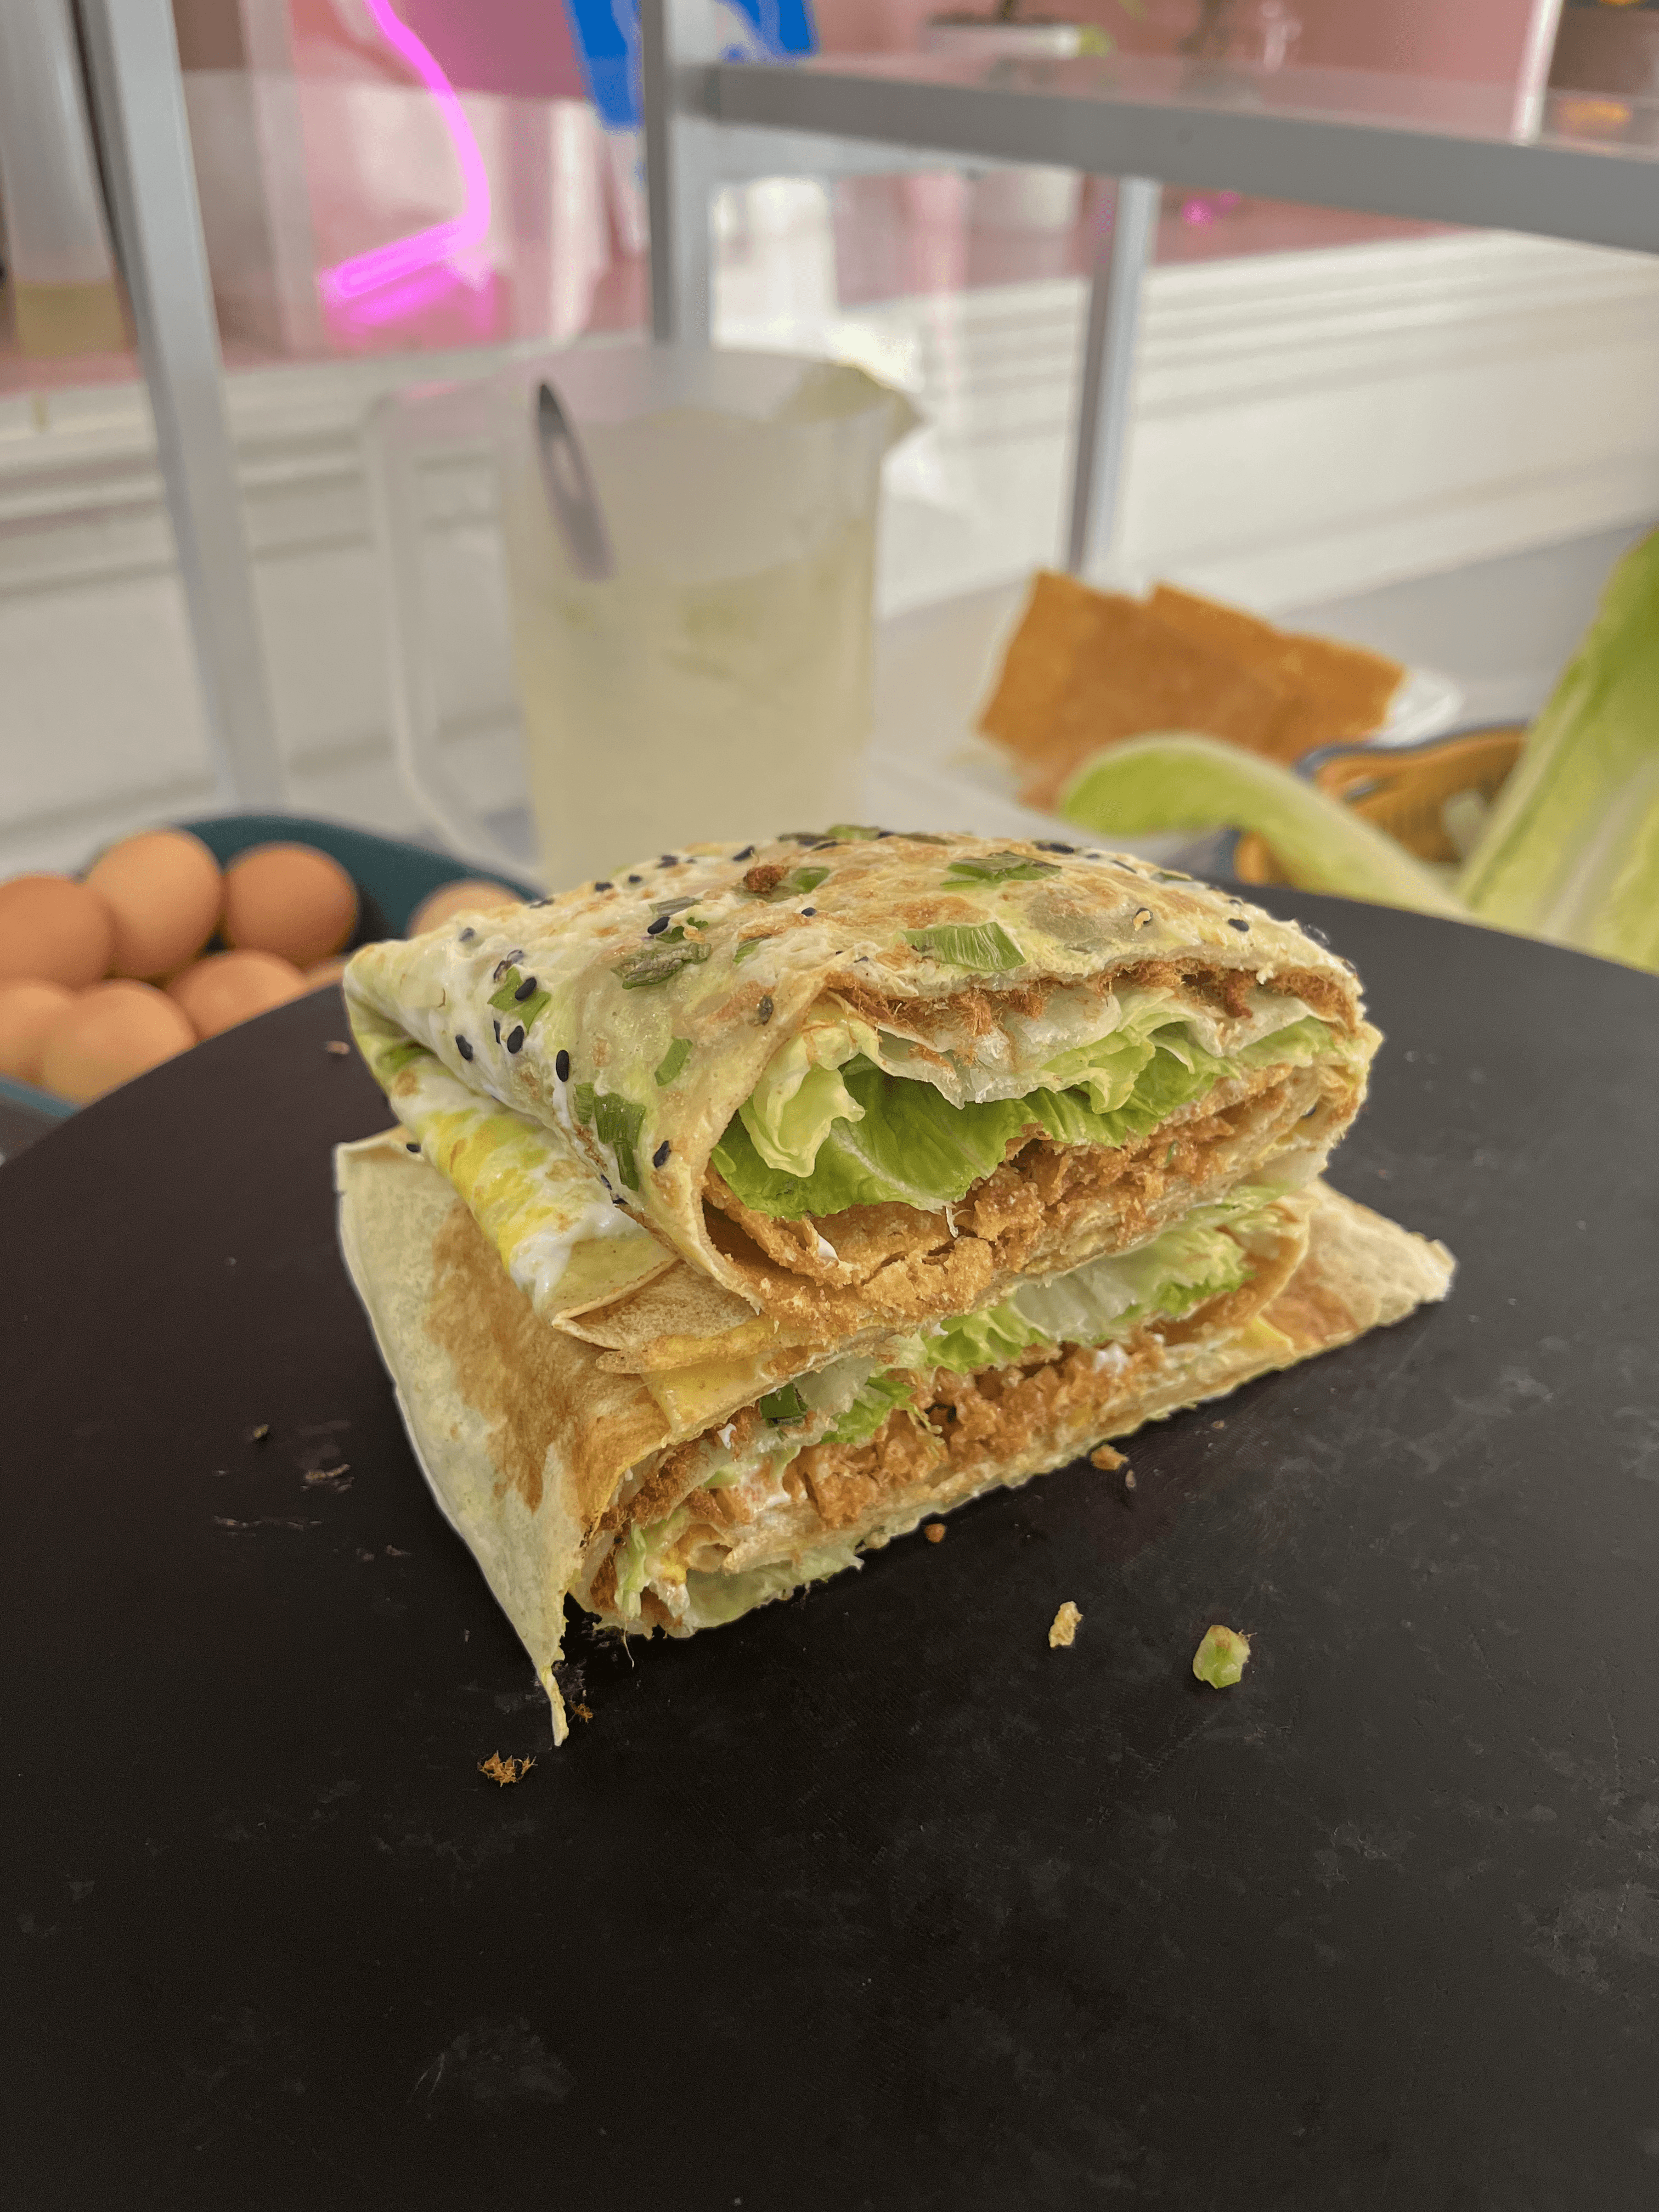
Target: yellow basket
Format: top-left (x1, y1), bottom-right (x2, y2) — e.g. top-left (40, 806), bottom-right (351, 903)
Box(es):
top-left (1233, 725), bottom-right (1527, 888)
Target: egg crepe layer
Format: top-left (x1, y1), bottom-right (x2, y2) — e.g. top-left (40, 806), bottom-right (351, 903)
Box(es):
top-left (337, 1133), bottom-right (1452, 1741)
top-left (344, 834), bottom-right (1378, 1354)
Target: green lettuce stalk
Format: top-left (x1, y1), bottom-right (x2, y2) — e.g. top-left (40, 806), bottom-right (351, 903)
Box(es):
top-left (1459, 527), bottom-right (1659, 971)
top-left (1058, 733), bottom-right (1463, 917)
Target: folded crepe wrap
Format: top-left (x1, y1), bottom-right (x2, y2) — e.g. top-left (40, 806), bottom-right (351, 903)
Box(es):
top-left (344, 835), bottom-right (1380, 1348)
top-left (337, 1131), bottom-right (1452, 1740)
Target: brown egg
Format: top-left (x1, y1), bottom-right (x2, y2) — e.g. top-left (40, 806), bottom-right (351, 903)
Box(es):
top-left (167, 949), bottom-right (307, 1039)
top-left (408, 878), bottom-right (521, 936)
top-left (222, 844), bottom-right (358, 968)
top-left (38, 980), bottom-right (195, 1103)
top-left (0, 979), bottom-right (78, 1085)
top-left (84, 827), bottom-right (223, 979)
top-left (0, 873), bottom-right (115, 989)
top-left (302, 955), bottom-right (349, 992)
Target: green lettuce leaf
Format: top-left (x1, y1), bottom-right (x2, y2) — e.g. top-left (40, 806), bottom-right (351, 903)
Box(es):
top-left (713, 1058), bottom-right (1051, 1217)
top-left (919, 1301), bottom-right (1051, 1373)
top-left (710, 1014), bottom-right (1318, 1221)
top-left (823, 1372), bottom-right (918, 1447)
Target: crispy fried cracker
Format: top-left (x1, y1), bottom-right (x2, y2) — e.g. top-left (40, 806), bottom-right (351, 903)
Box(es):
top-left (1267, 632), bottom-right (1405, 758)
top-left (978, 571), bottom-right (1136, 760)
top-left (985, 574), bottom-right (1407, 789)
top-left (1019, 600), bottom-right (1290, 810)
top-left (1148, 582), bottom-right (1286, 674)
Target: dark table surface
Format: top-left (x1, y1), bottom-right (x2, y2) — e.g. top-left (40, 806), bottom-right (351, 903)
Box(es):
top-left (4, 893), bottom-right (1658, 2211)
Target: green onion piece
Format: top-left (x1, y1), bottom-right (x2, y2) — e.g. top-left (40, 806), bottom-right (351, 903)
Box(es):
top-left (748, 865), bottom-right (830, 903)
top-left (826, 824), bottom-right (882, 841)
top-left (654, 1037), bottom-right (692, 1087)
top-left (904, 921), bottom-right (1026, 973)
top-left (485, 966), bottom-right (551, 1032)
top-left (758, 1383), bottom-right (808, 1423)
top-left (1192, 1624), bottom-right (1251, 1689)
top-left (593, 1092), bottom-right (646, 1190)
top-left (573, 1082), bottom-right (597, 1126)
top-left (732, 934), bottom-right (772, 965)
top-left (614, 940), bottom-right (711, 989)
top-left (941, 850), bottom-right (1061, 885)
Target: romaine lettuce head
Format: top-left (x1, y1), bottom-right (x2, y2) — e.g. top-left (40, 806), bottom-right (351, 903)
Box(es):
top-left (1459, 525), bottom-right (1659, 972)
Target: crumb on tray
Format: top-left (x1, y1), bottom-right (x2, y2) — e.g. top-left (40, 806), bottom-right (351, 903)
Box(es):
top-left (923, 1522), bottom-right (946, 1544)
top-left (478, 1752), bottom-right (536, 1786)
top-left (1089, 1443), bottom-right (1125, 1472)
top-left (1048, 1600), bottom-right (1082, 1649)
top-left (1193, 1624), bottom-right (1251, 1689)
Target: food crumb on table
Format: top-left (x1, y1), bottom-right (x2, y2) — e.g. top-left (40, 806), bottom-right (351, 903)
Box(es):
top-left (478, 1752), bottom-right (535, 1786)
top-left (324, 1040), bottom-right (351, 1056)
top-left (1049, 1600), bottom-right (1082, 1649)
top-left (1089, 1443), bottom-right (1125, 1471)
top-left (1193, 1624), bottom-right (1251, 1688)
top-left (923, 1522), bottom-right (946, 1544)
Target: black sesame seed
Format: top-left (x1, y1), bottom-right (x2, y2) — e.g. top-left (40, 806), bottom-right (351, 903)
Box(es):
top-left (645, 915), bottom-right (670, 936)
top-left (457, 926), bottom-right (476, 942)
top-left (405, 1142), bottom-right (421, 1155)
top-left (1227, 916), bottom-right (1251, 932)
top-left (555, 1048), bottom-right (571, 1081)
top-left (493, 1019), bottom-right (501, 1043)
top-left (627, 873), bottom-right (642, 884)
top-left (593, 880), bottom-right (612, 891)
top-left (732, 845), bottom-right (754, 862)
top-left (1034, 840), bottom-right (1076, 853)
top-left (876, 830), bottom-right (894, 838)
top-left (506, 1024), bottom-right (526, 1053)
top-left (756, 995), bottom-right (775, 1026)
top-left (658, 854), bottom-right (678, 867)
top-left (613, 1197), bottom-right (629, 1209)
top-left (601, 1175), bottom-right (612, 1189)
top-left (652, 1141), bottom-right (670, 1169)
top-left (455, 1033), bottom-right (474, 1060)
top-left (514, 973), bottom-right (538, 1000)
top-left (800, 906), bottom-right (816, 917)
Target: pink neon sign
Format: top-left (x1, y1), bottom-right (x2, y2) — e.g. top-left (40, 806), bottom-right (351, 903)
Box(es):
top-left (317, 0), bottom-right (493, 309)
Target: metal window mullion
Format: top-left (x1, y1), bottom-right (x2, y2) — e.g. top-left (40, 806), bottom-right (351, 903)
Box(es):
top-left (1065, 176), bottom-right (1159, 575)
top-left (78, 0), bottom-right (284, 808)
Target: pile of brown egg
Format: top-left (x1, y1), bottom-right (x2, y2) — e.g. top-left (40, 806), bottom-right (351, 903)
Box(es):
top-left (0, 826), bottom-right (515, 1104)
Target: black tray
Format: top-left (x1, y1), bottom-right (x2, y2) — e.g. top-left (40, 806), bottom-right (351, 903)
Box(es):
top-left (4, 893), bottom-right (1657, 2209)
